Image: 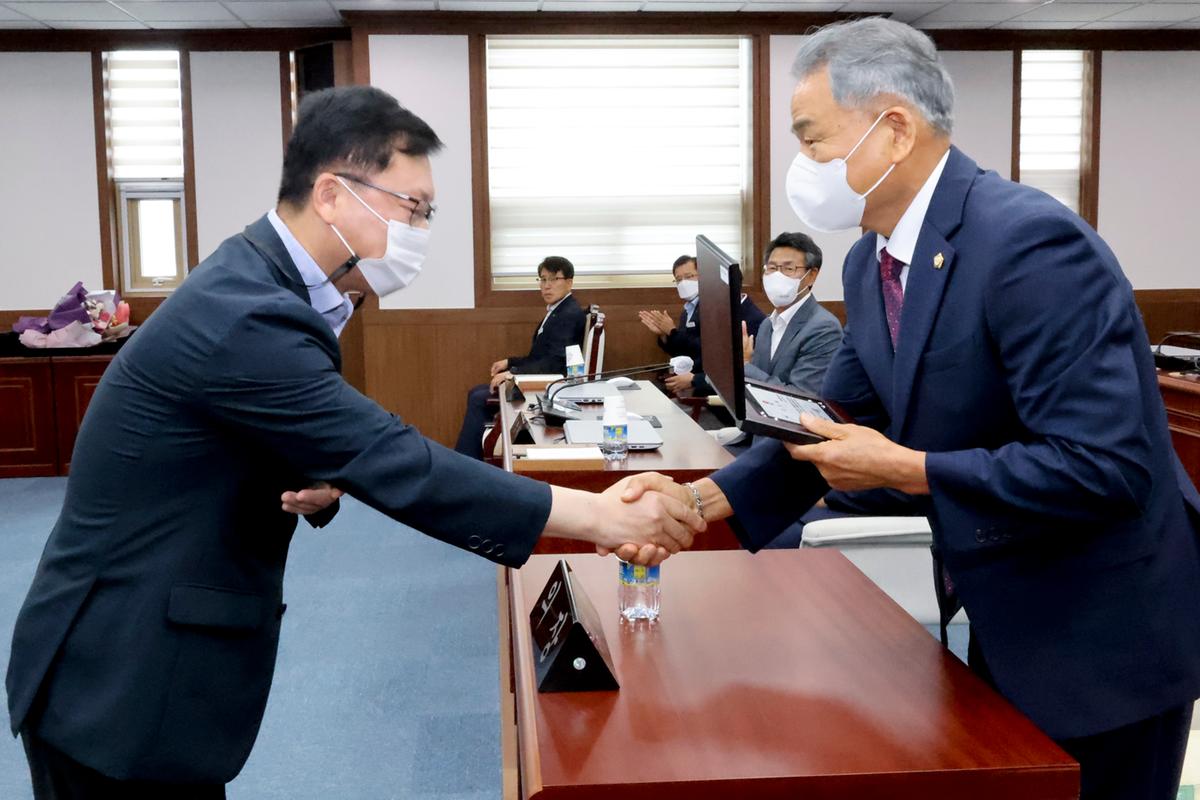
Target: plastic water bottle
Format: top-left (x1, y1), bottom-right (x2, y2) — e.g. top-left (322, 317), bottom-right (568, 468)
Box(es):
top-left (618, 561), bottom-right (661, 621)
top-left (600, 395), bottom-right (628, 461)
top-left (565, 344), bottom-right (585, 378)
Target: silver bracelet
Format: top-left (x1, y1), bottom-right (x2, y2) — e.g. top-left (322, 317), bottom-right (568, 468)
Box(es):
top-left (682, 481), bottom-right (704, 520)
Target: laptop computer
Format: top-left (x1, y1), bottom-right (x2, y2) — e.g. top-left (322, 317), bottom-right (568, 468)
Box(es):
top-left (696, 234), bottom-right (849, 445)
top-left (563, 419), bottom-right (664, 450)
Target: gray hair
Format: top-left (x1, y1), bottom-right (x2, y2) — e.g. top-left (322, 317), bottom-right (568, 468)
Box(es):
top-left (792, 18), bottom-right (955, 136)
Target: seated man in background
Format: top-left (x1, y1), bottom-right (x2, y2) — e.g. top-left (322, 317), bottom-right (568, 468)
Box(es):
top-left (455, 256), bottom-right (586, 459)
top-left (745, 232), bottom-right (842, 394)
top-left (716, 233), bottom-right (843, 447)
top-left (640, 254), bottom-right (765, 397)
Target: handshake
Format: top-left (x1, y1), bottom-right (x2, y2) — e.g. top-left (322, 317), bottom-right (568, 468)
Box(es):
top-left (569, 472), bottom-right (710, 567)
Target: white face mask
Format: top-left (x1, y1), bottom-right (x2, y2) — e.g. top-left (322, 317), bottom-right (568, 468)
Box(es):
top-left (330, 177), bottom-right (430, 297)
top-left (785, 111), bottom-right (895, 233)
top-left (762, 269), bottom-right (810, 308)
top-left (676, 279), bottom-right (699, 302)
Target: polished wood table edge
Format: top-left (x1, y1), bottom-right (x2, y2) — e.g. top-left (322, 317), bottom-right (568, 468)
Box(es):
top-left (516, 768), bottom-right (1079, 800)
top-left (498, 567), bottom-right (520, 800)
top-left (505, 553), bottom-right (1077, 800)
top-left (509, 565), bottom-right (546, 800)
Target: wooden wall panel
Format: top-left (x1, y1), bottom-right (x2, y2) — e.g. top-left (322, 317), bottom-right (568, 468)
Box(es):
top-left (0, 359), bottom-right (58, 477)
top-left (52, 356), bottom-right (110, 475)
top-left (1135, 289), bottom-right (1200, 345)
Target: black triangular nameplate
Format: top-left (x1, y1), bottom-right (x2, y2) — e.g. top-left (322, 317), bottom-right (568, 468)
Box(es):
top-left (530, 560), bottom-right (620, 693)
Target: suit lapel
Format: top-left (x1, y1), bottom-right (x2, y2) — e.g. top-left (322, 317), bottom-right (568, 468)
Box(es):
top-left (890, 231), bottom-right (956, 433)
top-left (889, 147), bottom-right (976, 435)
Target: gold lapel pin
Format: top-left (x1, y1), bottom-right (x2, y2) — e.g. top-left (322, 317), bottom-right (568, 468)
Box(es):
top-left (933, 253), bottom-right (945, 269)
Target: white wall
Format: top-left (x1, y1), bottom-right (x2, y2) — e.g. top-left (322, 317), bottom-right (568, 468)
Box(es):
top-left (0, 53), bottom-right (103, 310)
top-left (769, 39), bottom-right (1015, 301)
top-left (1099, 52), bottom-right (1200, 289)
top-left (370, 35), bottom-right (475, 310)
top-left (939, 51), bottom-right (1012, 180)
top-left (190, 51), bottom-right (284, 260)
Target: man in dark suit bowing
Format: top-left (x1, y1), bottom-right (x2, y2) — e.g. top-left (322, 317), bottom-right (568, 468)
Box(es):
top-left (7, 86), bottom-right (702, 799)
top-left (454, 256), bottom-right (586, 459)
top-left (618, 19), bottom-right (1200, 800)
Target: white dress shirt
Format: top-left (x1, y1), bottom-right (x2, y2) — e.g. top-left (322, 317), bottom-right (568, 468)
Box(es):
top-left (267, 209), bottom-right (354, 338)
top-left (874, 149), bottom-right (951, 293)
top-left (768, 292), bottom-right (811, 360)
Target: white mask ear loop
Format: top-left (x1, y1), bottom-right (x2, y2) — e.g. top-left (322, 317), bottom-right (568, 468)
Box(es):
top-left (334, 176), bottom-right (389, 226)
top-left (329, 224), bottom-right (357, 259)
top-left (844, 111), bottom-right (895, 198)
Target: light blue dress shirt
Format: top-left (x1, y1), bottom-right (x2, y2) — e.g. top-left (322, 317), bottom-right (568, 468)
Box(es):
top-left (267, 209), bottom-right (354, 338)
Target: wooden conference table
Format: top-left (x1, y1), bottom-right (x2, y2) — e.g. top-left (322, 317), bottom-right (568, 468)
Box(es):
top-left (497, 379), bottom-right (740, 553)
top-left (502, 551), bottom-right (1078, 800)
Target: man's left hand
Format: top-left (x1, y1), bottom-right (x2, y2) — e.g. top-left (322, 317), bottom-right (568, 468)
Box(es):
top-left (664, 371), bottom-right (693, 395)
top-left (784, 413), bottom-right (929, 495)
top-left (281, 482), bottom-right (344, 515)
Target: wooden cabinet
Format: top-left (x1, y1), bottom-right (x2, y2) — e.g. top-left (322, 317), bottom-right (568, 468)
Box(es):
top-left (0, 347), bottom-right (116, 478)
top-left (1160, 372), bottom-right (1200, 491)
top-left (0, 357), bottom-right (57, 478)
top-left (52, 357), bottom-right (111, 475)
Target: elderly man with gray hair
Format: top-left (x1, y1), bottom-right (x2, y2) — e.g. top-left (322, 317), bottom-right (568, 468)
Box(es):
top-left (617, 18), bottom-right (1200, 799)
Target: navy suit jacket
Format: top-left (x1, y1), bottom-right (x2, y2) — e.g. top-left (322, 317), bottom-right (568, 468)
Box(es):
top-left (507, 293), bottom-right (587, 375)
top-left (711, 147), bottom-right (1200, 739)
top-left (7, 216), bottom-right (552, 782)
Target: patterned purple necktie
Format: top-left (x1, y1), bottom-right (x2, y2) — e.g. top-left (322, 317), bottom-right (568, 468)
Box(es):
top-left (880, 248), bottom-right (906, 348)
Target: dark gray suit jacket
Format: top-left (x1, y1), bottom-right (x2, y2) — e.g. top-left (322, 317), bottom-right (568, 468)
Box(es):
top-left (743, 296), bottom-right (842, 396)
top-left (6, 216), bottom-right (552, 783)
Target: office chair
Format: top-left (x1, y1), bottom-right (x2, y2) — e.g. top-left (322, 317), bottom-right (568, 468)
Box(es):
top-left (582, 305), bottom-right (606, 375)
top-left (800, 516), bottom-right (966, 645)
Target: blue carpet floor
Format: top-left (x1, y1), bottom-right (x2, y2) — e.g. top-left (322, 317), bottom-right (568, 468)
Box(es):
top-left (0, 477), bottom-right (504, 800)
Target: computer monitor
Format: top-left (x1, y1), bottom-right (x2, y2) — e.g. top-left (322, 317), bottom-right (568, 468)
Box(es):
top-left (695, 234), bottom-right (847, 444)
top-left (696, 234), bottom-right (745, 419)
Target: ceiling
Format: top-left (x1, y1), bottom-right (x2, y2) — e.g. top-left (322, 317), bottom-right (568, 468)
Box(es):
top-left (0, 0), bottom-right (1198, 31)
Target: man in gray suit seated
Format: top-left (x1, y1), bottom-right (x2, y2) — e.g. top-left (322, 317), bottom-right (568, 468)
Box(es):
top-left (715, 232), bottom-right (843, 447)
top-left (745, 232), bottom-right (843, 394)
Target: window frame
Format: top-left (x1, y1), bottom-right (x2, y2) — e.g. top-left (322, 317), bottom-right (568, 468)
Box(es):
top-left (1013, 47), bottom-right (1101, 229)
top-left (116, 181), bottom-right (188, 294)
top-left (468, 32), bottom-right (771, 310)
top-left (480, 34), bottom-right (756, 295)
top-left (96, 47), bottom-right (199, 298)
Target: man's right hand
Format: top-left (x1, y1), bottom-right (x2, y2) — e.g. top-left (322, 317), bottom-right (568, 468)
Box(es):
top-left (591, 475), bottom-right (704, 565)
top-left (543, 479), bottom-right (705, 567)
top-left (490, 358), bottom-right (509, 376)
top-left (638, 310), bottom-right (677, 337)
top-left (490, 370), bottom-right (514, 392)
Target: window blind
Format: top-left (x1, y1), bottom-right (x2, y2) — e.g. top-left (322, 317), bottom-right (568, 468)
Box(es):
top-left (486, 36), bottom-right (751, 289)
top-left (1019, 50), bottom-right (1084, 214)
top-left (106, 50), bottom-right (184, 181)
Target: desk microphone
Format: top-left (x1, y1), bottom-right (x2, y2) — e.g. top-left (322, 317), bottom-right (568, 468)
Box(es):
top-left (540, 362), bottom-right (670, 426)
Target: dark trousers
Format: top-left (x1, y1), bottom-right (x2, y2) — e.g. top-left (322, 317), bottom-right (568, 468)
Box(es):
top-left (968, 633), bottom-right (1194, 800)
top-left (22, 731), bottom-right (226, 799)
top-left (454, 383), bottom-right (495, 460)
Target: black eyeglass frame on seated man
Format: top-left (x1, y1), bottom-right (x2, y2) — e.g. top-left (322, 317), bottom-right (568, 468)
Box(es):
top-left (333, 171), bottom-right (438, 226)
